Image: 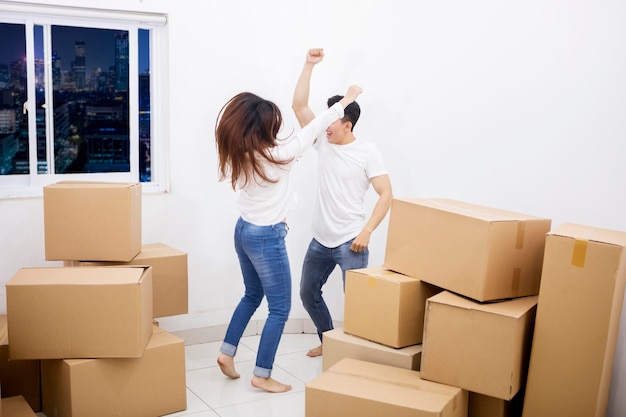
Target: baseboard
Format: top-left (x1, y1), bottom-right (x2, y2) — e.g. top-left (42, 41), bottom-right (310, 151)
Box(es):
top-left (168, 318), bottom-right (343, 346)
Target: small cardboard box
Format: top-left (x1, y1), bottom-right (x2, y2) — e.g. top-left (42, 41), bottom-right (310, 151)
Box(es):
top-left (42, 326), bottom-right (186, 417)
top-left (44, 181), bottom-right (142, 262)
top-left (344, 266), bottom-right (441, 348)
top-left (7, 266), bottom-right (153, 359)
top-left (1, 396), bottom-right (37, 417)
top-left (306, 357), bottom-right (468, 417)
top-left (322, 327), bottom-right (422, 372)
top-left (420, 291), bottom-right (537, 400)
top-left (384, 198), bottom-right (551, 301)
top-left (0, 315), bottom-right (41, 411)
top-left (65, 243), bottom-right (189, 318)
top-left (522, 223), bottom-right (626, 417)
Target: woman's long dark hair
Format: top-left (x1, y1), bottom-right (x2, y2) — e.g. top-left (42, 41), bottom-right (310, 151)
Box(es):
top-left (215, 92), bottom-right (293, 190)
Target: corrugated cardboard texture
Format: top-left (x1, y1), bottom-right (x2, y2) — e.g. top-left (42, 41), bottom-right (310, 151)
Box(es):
top-left (7, 266), bottom-right (153, 359)
top-left (306, 358), bottom-right (467, 417)
top-left (42, 326), bottom-right (186, 417)
top-left (1, 396), bottom-right (37, 417)
top-left (344, 266), bottom-right (441, 348)
top-left (522, 223), bottom-right (626, 417)
top-left (322, 327), bottom-right (422, 372)
top-left (44, 181), bottom-right (142, 262)
top-left (384, 198), bottom-right (551, 301)
top-left (67, 243), bottom-right (189, 318)
top-left (421, 291), bottom-right (537, 400)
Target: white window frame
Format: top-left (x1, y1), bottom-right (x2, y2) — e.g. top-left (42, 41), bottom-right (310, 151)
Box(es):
top-left (0, 1), bottom-right (170, 198)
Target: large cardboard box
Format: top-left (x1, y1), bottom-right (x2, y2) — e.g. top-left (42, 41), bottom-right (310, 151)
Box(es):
top-left (344, 266), bottom-right (441, 348)
top-left (384, 198), bottom-right (551, 301)
top-left (420, 291), bottom-right (537, 400)
top-left (44, 181), bottom-right (142, 261)
top-left (66, 243), bottom-right (189, 318)
top-left (322, 327), bottom-right (422, 372)
top-left (522, 223), bottom-right (626, 417)
top-left (1, 396), bottom-right (37, 417)
top-left (6, 266), bottom-right (153, 359)
top-left (306, 357), bottom-right (467, 417)
top-left (41, 326), bottom-right (186, 417)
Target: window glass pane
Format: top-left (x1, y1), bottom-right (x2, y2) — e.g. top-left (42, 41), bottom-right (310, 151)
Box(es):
top-left (138, 28), bottom-right (150, 182)
top-left (0, 23), bottom-right (29, 175)
top-left (35, 24), bottom-right (48, 174)
top-left (51, 26), bottom-right (130, 174)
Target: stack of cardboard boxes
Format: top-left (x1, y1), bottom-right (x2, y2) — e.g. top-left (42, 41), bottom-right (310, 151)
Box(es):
top-left (3, 181), bottom-right (190, 417)
top-left (307, 197), bottom-right (626, 417)
top-left (307, 198), bottom-right (551, 417)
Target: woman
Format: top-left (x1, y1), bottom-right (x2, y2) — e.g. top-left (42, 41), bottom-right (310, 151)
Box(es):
top-left (215, 85), bottom-right (362, 393)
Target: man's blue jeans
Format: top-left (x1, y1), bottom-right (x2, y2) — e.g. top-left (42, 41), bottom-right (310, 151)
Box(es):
top-left (220, 217), bottom-right (291, 378)
top-left (300, 238), bottom-right (368, 341)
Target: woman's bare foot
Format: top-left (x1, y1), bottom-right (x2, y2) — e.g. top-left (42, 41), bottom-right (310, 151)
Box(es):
top-left (306, 344), bottom-right (323, 357)
top-left (217, 353), bottom-right (240, 379)
top-left (251, 375), bottom-right (292, 393)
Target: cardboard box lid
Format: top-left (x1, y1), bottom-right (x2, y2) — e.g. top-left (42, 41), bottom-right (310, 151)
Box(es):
top-left (2, 395), bottom-right (37, 416)
top-left (45, 181), bottom-right (140, 190)
top-left (324, 328), bottom-right (423, 356)
top-left (549, 223), bottom-right (626, 247)
top-left (309, 358), bottom-right (463, 406)
top-left (427, 291), bottom-right (538, 319)
top-left (7, 266), bottom-right (150, 286)
top-left (348, 266), bottom-right (420, 284)
top-left (395, 198), bottom-right (549, 222)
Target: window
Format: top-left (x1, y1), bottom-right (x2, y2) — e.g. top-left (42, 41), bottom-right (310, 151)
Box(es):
top-left (0, 2), bottom-right (168, 197)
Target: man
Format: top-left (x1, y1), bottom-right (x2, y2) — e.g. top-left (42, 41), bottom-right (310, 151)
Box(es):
top-left (292, 48), bottom-right (393, 357)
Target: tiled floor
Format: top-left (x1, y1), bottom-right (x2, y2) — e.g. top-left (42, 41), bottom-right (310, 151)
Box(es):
top-left (36, 333), bottom-right (322, 417)
top-left (168, 333), bottom-right (321, 417)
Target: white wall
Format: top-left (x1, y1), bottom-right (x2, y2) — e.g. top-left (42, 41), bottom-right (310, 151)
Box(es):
top-left (1, 0), bottom-right (625, 415)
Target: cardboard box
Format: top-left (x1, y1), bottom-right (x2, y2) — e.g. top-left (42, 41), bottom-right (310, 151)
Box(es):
top-left (469, 391), bottom-right (524, 417)
top-left (306, 357), bottom-right (467, 417)
top-left (384, 198), bottom-right (551, 301)
top-left (65, 243), bottom-right (189, 318)
top-left (344, 266), bottom-right (441, 348)
top-left (0, 315), bottom-right (41, 412)
top-left (1, 396), bottom-right (36, 417)
top-left (6, 266), bottom-right (153, 359)
top-left (41, 326), bottom-right (186, 417)
top-left (522, 223), bottom-right (626, 417)
top-left (420, 291), bottom-right (537, 400)
top-left (44, 181), bottom-right (142, 261)
top-left (322, 327), bottom-right (422, 372)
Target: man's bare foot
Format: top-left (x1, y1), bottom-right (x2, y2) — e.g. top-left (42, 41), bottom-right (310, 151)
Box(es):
top-left (306, 344), bottom-right (323, 357)
top-left (251, 375), bottom-right (292, 393)
top-left (217, 353), bottom-right (240, 379)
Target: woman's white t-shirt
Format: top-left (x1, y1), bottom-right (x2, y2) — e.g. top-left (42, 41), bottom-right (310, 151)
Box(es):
top-left (236, 102), bottom-right (345, 226)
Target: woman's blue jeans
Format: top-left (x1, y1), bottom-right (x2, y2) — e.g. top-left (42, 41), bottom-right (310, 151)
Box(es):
top-left (220, 217), bottom-right (291, 378)
top-left (299, 238), bottom-right (368, 342)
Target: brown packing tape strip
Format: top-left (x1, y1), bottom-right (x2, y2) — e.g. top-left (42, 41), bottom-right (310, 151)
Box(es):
top-left (368, 277), bottom-right (376, 288)
top-left (516, 222), bottom-right (525, 249)
top-left (571, 239), bottom-right (587, 268)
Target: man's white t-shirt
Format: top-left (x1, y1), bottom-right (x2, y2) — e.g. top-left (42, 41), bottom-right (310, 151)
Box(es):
top-left (311, 135), bottom-right (387, 248)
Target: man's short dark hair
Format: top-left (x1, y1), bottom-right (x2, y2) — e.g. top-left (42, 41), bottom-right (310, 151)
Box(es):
top-left (327, 95), bottom-right (360, 130)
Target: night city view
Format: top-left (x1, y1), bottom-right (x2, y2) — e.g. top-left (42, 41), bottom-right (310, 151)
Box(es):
top-left (0, 23), bottom-right (151, 181)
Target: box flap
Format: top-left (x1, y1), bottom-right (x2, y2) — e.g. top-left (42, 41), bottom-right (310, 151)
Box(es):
top-left (549, 223), bottom-right (626, 248)
top-left (428, 291), bottom-right (538, 318)
top-left (8, 266), bottom-right (149, 286)
top-left (396, 198), bottom-right (547, 222)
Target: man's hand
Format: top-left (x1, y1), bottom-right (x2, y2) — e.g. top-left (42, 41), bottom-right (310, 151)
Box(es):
top-left (350, 230), bottom-right (371, 252)
top-left (307, 48), bottom-right (324, 64)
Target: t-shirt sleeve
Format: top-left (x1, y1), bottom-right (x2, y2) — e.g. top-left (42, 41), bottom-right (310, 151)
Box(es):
top-left (366, 145), bottom-right (388, 179)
